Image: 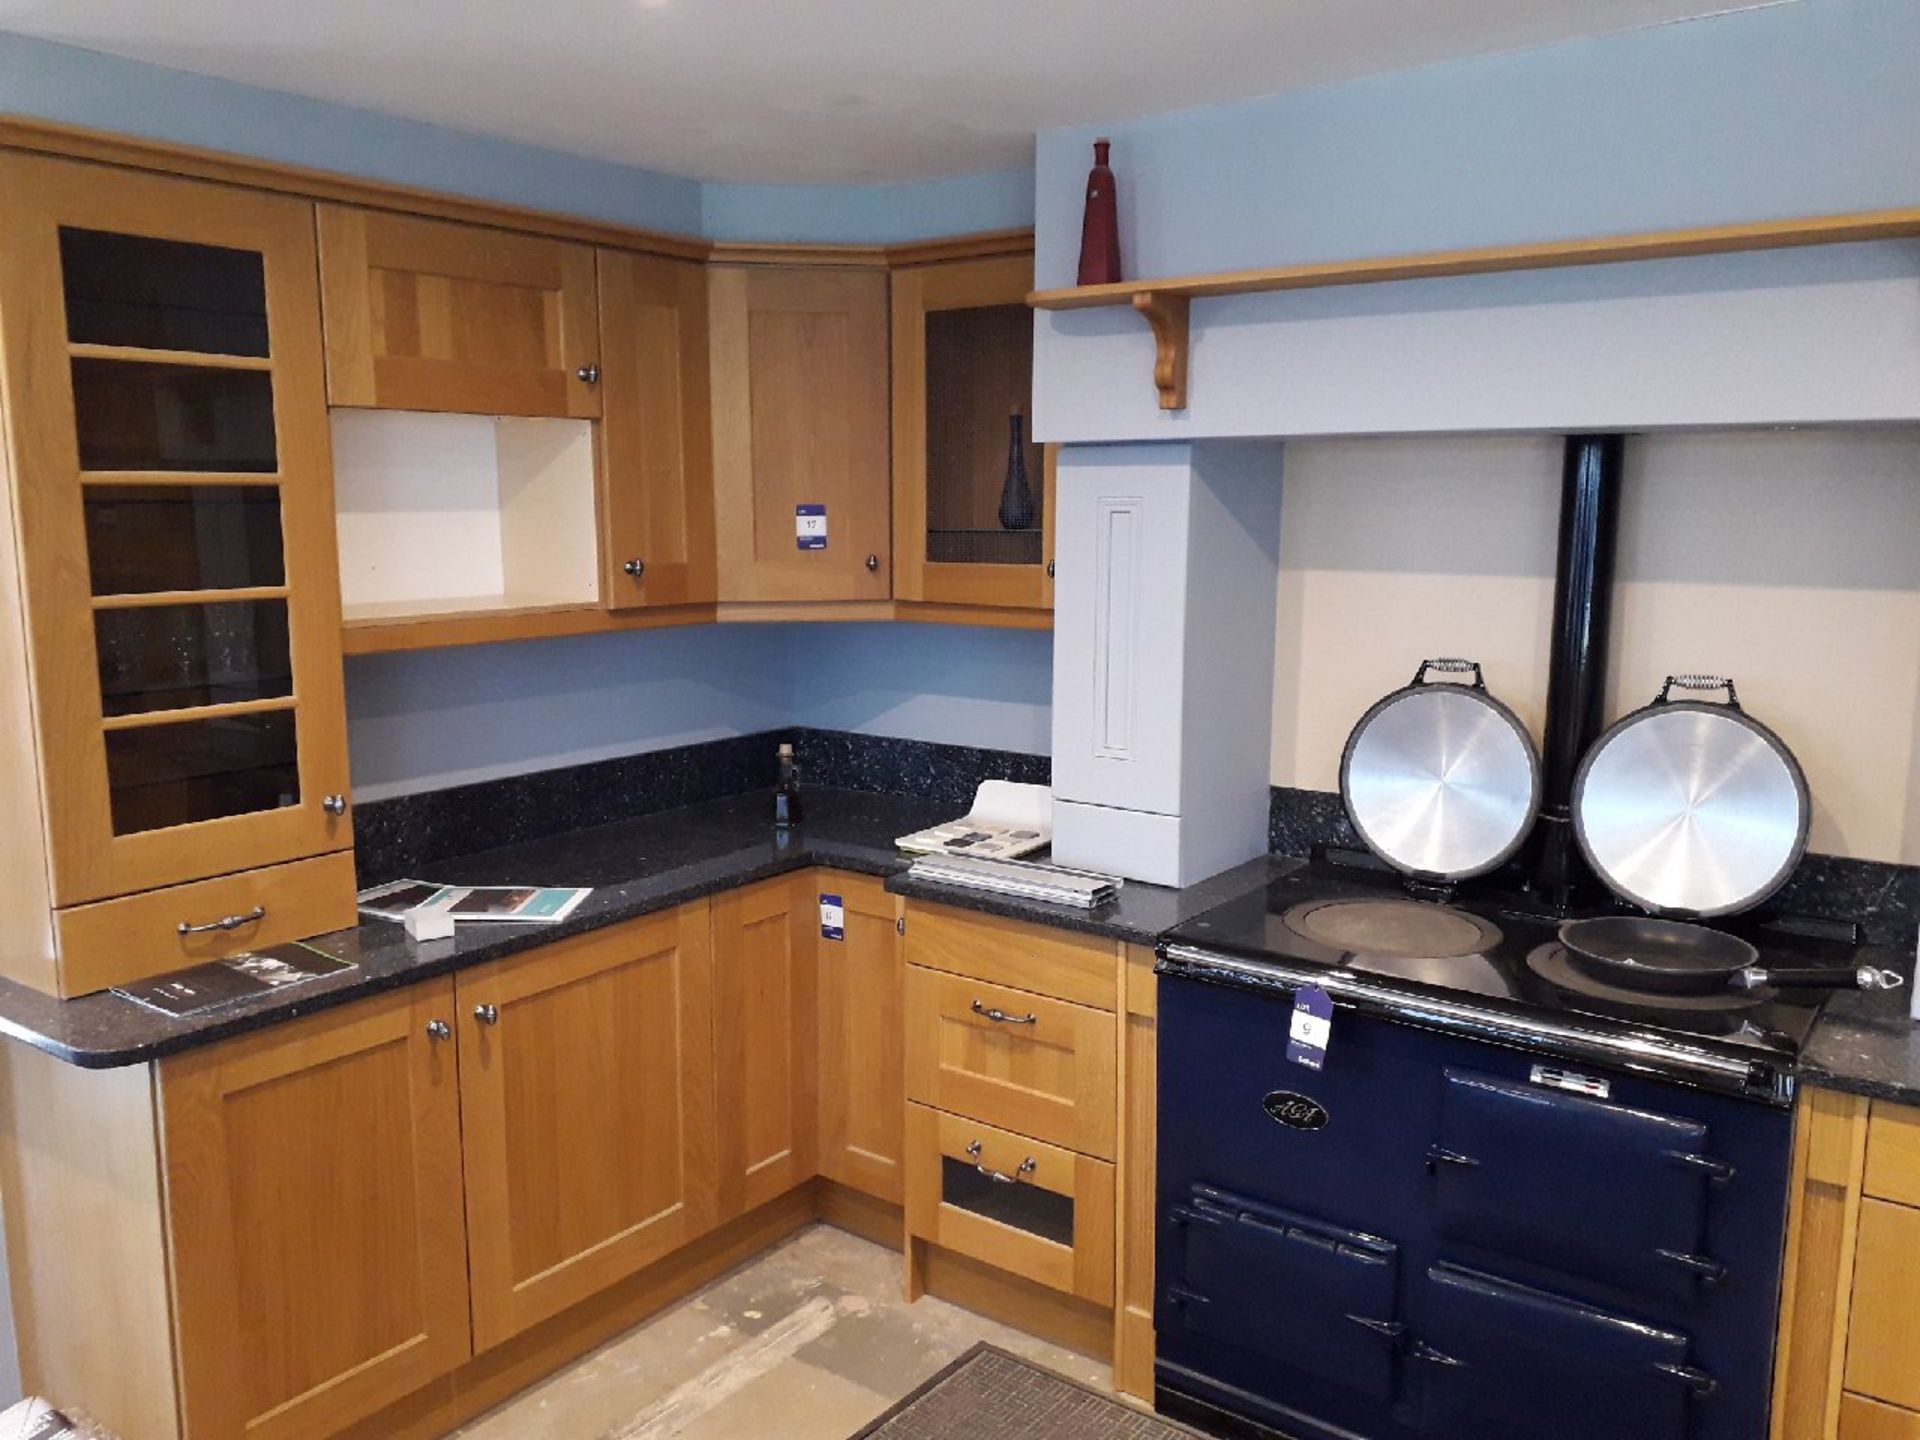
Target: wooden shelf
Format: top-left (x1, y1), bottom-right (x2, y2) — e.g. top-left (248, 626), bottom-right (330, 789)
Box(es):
top-left (1027, 206), bottom-right (1920, 410)
top-left (340, 600), bottom-right (717, 655)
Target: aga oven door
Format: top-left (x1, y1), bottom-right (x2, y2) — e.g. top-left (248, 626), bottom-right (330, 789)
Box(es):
top-left (1431, 1068), bottom-right (1731, 1300)
top-left (1413, 1263), bottom-right (1713, 1440)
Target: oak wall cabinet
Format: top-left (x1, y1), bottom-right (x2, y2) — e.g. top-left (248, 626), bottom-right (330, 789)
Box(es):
top-left (817, 872), bottom-right (906, 1203)
top-left (708, 265), bottom-right (892, 603)
top-left (891, 251), bottom-right (1054, 612)
top-left (713, 873), bottom-right (821, 1217)
top-left (597, 249), bottom-right (718, 609)
top-left (0, 151), bottom-right (356, 996)
top-left (1774, 1091), bottom-right (1920, 1440)
top-left (316, 207), bottom-right (601, 419)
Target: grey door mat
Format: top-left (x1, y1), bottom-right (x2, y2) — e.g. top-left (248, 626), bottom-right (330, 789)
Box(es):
top-left (850, 1344), bottom-right (1209, 1440)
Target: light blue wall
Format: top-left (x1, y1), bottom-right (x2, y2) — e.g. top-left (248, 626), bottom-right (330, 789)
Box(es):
top-left (786, 624), bottom-right (1053, 755)
top-left (0, 32), bottom-right (705, 233)
top-left (702, 168), bottom-right (1035, 244)
top-left (1035, 0), bottom-right (1920, 285)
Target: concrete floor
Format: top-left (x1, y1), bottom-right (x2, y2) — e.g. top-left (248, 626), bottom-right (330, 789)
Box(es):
top-left (451, 1224), bottom-right (1113, 1440)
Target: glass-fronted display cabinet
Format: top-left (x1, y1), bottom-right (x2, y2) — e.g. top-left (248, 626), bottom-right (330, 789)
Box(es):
top-left (890, 250), bottom-right (1054, 613)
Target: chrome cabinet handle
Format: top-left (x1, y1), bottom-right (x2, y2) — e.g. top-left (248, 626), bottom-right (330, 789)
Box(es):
top-left (964, 1140), bottom-right (1036, 1186)
top-left (474, 1004), bottom-right (499, 1026)
top-left (971, 1000), bottom-right (1036, 1026)
top-left (1046, 559), bottom-right (1056, 578)
top-left (425, 1020), bottom-right (452, 1041)
top-left (865, 553), bottom-right (880, 573)
top-left (1655, 1247), bottom-right (1728, 1283)
top-left (624, 558), bottom-right (646, 579)
top-left (576, 363), bottom-right (601, 385)
top-left (177, 906), bottom-right (265, 936)
top-left (322, 793), bottom-right (348, 816)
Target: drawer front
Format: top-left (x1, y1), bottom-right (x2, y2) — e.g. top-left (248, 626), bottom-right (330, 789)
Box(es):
top-left (1846, 1199), bottom-right (1920, 1411)
top-left (1842, 1394), bottom-right (1920, 1440)
top-left (905, 902), bottom-right (1118, 1009)
top-left (1865, 1102), bottom-right (1920, 1208)
top-left (905, 1103), bottom-right (1114, 1306)
top-left (905, 965), bottom-right (1117, 1158)
top-left (52, 850), bottom-right (357, 996)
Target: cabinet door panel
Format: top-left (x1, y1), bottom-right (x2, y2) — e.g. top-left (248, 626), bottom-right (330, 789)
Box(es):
top-left (161, 982), bottom-right (470, 1440)
top-left (713, 873), bottom-right (819, 1216)
top-left (818, 872), bottom-right (904, 1203)
top-left (0, 154), bottom-right (351, 905)
top-left (597, 249), bottom-right (716, 608)
top-left (317, 206), bottom-right (599, 418)
top-left (709, 266), bottom-right (890, 601)
top-left (458, 903), bottom-right (717, 1349)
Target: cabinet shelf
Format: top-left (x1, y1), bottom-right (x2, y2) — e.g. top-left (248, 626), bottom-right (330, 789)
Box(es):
top-left (68, 341), bottom-right (274, 371)
top-left (1027, 204), bottom-right (1920, 410)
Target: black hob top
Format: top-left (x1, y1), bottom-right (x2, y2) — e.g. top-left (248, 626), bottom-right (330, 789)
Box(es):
top-left (1161, 854), bottom-right (1873, 1072)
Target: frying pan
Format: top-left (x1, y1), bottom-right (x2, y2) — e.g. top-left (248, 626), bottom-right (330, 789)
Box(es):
top-left (1557, 915), bottom-right (1904, 996)
top-left (1573, 676), bottom-right (1810, 918)
top-left (1340, 659), bottom-right (1541, 883)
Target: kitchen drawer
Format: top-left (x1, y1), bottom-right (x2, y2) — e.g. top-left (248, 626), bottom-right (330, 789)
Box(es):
top-left (1846, 1198), bottom-right (1920, 1410)
top-left (905, 1103), bottom-right (1114, 1306)
top-left (905, 965), bottom-right (1117, 1158)
top-left (1864, 1102), bottom-right (1920, 1208)
top-left (905, 902), bottom-right (1118, 1010)
top-left (1842, 1394), bottom-right (1920, 1440)
top-left (51, 850), bottom-right (357, 996)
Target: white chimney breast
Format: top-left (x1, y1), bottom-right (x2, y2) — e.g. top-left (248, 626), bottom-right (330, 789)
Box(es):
top-left (1051, 441), bottom-right (1282, 887)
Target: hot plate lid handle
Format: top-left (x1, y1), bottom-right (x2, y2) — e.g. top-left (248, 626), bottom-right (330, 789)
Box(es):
top-left (1655, 673), bottom-right (1740, 708)
top-left (1411, 657), bottom-right (1485, 690)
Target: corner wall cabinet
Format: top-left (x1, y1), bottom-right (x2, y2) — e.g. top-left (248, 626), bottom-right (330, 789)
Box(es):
top-left (891, 251), bottom-right (1054, 611)
top-left (316, 206), bottom-right (601, 419)
top-left (0, 151), bottom-right (355, 996)
top-left (1773, 1090), bottom-right (1920, 1440)
top-left (708, 264), bottom-right (892, 603)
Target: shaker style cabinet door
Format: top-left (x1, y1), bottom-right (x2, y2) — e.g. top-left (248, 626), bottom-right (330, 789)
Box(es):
top-left (160, 982), bottom-right (471, 1440)
top-left (0, 153), bottom-right (352, 909)
top-left (711, 873), bottom-right (820, 1216)
top-left (316, 205), bottom-right (601, 418)
top-left (456, 903), bottom-right (719, 1351)
top-left (596, 249), bottom-right (718, 608)
top-left (891, 252), bottom-right (1054, 610)
top-left (708, 265), bottom-right (891, 602)
top-left (817, 872), bottom-right (905, 1203)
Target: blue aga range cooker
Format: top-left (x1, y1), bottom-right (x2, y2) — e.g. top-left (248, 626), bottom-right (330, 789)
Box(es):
top-left (1149, 860), bottom-right (1864, 1440)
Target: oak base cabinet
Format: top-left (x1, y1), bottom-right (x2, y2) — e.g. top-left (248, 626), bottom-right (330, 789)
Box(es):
top-left (457, 902), bottom-right (718, 1350)
top-left (817, 873), bottom-right (905, 1203)
top-left (713, 873), bottom-right (820, 1218)
top-left (162, 982), bottom-right (473, 1440)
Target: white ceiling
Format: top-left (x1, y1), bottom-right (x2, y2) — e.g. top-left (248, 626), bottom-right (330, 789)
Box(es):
top-left (1, 1), bottom-right (1793, 184)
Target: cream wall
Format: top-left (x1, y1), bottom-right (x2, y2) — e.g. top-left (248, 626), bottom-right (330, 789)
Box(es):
top-left (1271, 429), bottom-right (1920, 865)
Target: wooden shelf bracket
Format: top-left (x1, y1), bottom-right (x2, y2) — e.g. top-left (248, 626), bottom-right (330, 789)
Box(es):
top-left (1130, 290), bottom-right (1190, 411)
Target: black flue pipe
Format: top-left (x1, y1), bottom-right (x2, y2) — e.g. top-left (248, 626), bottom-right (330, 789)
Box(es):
top-left (1529, 433), bottom-right (1625, 912)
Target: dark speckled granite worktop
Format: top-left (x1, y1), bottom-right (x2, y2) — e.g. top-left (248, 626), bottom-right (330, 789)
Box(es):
top-left (0, 788), bottom-right (1279, 1070)
top-left (3, 780), bottom-right (1915, 1104)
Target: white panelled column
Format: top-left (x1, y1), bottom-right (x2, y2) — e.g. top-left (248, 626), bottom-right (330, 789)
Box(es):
top-left (1051, 441), bottom-right (1282, 886)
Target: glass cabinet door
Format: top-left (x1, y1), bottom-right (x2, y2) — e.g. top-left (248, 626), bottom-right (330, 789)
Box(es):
top-left (0, 154), bottom-right (350, 906)
top-left (891, 251), bottom-right (1053, 611)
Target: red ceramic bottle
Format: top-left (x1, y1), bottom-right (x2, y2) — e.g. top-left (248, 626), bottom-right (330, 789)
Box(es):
top-left (1076, 138), bottom-right (1122, 285)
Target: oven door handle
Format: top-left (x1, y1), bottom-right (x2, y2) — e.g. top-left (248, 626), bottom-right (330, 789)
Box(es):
top-left (1654, 1361), bottom-right (1720, 1399)
top-left (1655, 1247), bottom-right (1729, 1285)
top-left (1665, 1149), bottom-right (1737, 1183)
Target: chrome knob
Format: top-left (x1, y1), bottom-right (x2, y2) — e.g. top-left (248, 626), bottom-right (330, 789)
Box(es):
top-left (865, 553), bottom-right (880, 573)
top-left (576, 362), bottom-right (601, 385)
top-left (474, 1004), bottom-right (499, 1026)
top-left (624, 558), bottom-right (646, 579)
top-left (425, 1020), bottom-right (452, 1041)
top-left (322, 793), bottom-right (347, 817)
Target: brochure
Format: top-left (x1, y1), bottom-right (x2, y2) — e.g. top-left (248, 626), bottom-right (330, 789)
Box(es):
top-left (896, 779), bottom-right (1053, 861)
top-left (356, 878), bottom-right (454, 920)
top-left (419, 885), bottom-right (591, 924)
top-left (112, 943), bottom-right (356, 1018)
